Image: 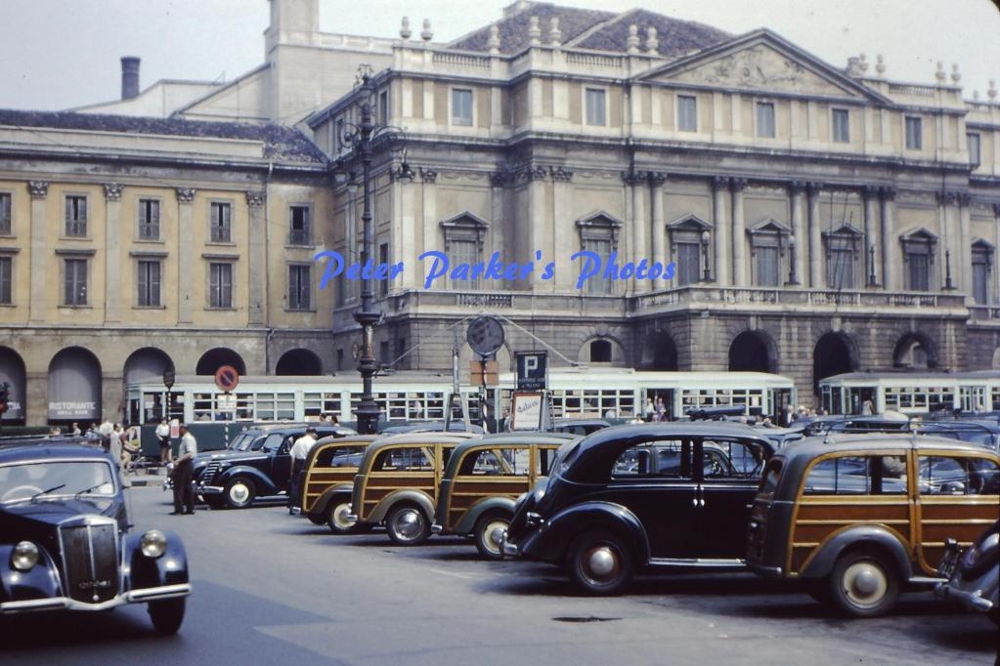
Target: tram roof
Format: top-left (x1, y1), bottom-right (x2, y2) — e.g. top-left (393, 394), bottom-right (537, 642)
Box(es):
top-left (820, 370), bottom-right (1000, 385)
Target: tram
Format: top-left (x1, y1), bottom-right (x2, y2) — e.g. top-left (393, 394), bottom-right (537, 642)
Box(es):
top-left (125, 368), bottom-right (795, 427)
top-left (818, 370), bottom-right (1000, 416)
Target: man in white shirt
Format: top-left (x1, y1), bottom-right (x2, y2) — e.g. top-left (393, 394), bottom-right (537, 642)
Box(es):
top-left (288, 427), bottom-right (318, 512)
top-left (155, 418), bottom-right (172, 464)
top-left (172, 424), bottom-right (198, 515)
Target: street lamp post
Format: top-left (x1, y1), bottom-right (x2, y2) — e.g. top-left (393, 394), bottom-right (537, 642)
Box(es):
top-left (338, 65), bottom-right (411, 434)
top-left (700, 230), bottom-right (712, 282)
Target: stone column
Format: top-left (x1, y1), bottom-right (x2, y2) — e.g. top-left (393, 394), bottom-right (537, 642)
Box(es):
top-left (959, 193), bottom-right (973, 297)
top-left (551, 166), bottom-right (573, 295)
top-left (420, 168), bottom-right (438, 289)
top-left (246, 190), bottom-right (266, 325)
top-left (489, 171), bottom-right (510, 292)
top-left (27, 181), bottom-right (49, 323)
top-left (790, 181), bottom-right (806, 288)
top-left (103, 183), bottom-right (124, 323)
top-left (625, 171), bottom-right (647, 293)
top-left (863, 185), bottom-right (880, 287)
top-left (879, 187), bottom-right (896, 291)
top-left (176, 188), bottom-right (196, 324)
top-left (807, 182), bottom-right (823, 288)
top-left (526, 166), bottom-right (547, 292)
top-left (398, 175), bottom-right (418, 290)
top-left (712, 177), bottom-right (729, 285)
top-left (730, 178), bottom-right (747, 287)
top-left (649, 172), bottom-right (667, 290)
top-left (937, 191), bottom-right (958, 291)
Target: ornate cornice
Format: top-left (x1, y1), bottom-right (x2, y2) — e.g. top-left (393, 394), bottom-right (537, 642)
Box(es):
top-left (789, 181), bottom-right (808, 196)
top-left (245, 190), bottom-right (266, 208)
top-left (936, 191), bottom-right (957, 206)
top-left (103, 183), bottom-right (124, 201)
top-left (648, 171), bottom-right (668, 186)
top-left (807, 182), bottom-right (824, 196)
top-left (622, 171), bottom-right (646, 186)
top-left (519, 165), bottom-right (547, 182)
top-left (958, 192), bottom-right (972, 207)
top-left (419, 167), bottom-right (438, 183)
top-left (712, 176), bottom-right (729, 190)
top-left (879, 185), bottom-right (897, 201)
top-left (27, 181), bottom-right (49, 199)
top-left (550, 166), bottom-right (573, 183)
top-left (730, 178), bottom-right (748, 192)
top-left (489, 171), bottom-right (513, 188)
top-left (175, 188), bottom-right (196, 204)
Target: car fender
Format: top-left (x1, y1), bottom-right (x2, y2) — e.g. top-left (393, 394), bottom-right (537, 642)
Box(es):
top-left (314, 483), bottom-right (354, 516)
top-left (799, 524), bottom-right (914, 581)
top-left (126, 530), bottom-right (190, 590)
top-left (452, 496), bottom-right (516, 536)
top-left (521, 501), bottom-right (650, 565)
top-left (0, 543), bottom-right (61, 602)
top-left (214, 466), bottom-right (279, 496)
top-left (369, 489), bottom-right (436, 524)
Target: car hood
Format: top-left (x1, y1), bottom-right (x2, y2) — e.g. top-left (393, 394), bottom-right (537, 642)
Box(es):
top-left (0, 497), bottom-right (122, 533)
top-left (195, 450), bottom-right (269, 466)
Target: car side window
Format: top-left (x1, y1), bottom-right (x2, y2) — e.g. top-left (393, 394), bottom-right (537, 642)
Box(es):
top-left (261, 433), bottom-right (285, 453)
top-left (613, 440), bottom-right (691, 479)
top-left (702, 439), bottom-right (763, 477)
top-left (918, 455), bottom-right (1000, 495)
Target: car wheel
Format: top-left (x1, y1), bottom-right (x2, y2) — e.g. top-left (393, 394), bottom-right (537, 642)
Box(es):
top-left (325, 497), bottom-right (358, 535)
top-left (148, 598), bottom-right (185, 635)
top-left (827, 548), bottom-right (900, 618)
top-left (474, 512), bottom-right (510, 560)
top-left (223, 477), bottom-right (256, 509)
top-left (385, 504), bottom-right (430, 546)
top-left (568, 531), bottom-right (634, 596)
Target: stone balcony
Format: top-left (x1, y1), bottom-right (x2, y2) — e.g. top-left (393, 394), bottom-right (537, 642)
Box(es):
top-left (331, 286), bottom-right (971, 333)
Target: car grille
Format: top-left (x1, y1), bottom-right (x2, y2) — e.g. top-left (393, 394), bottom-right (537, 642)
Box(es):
top-left (200, 461), bottom-right (221, 484)
top-left (59, 519), bottom-right (120, 604)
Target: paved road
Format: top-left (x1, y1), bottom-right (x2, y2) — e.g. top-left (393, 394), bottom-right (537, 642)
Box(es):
top-left (2, 487), bottom-right (997, 665)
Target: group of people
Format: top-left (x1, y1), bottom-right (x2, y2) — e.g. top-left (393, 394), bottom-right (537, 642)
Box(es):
top-left (643, 397), bottom-right (669, 421)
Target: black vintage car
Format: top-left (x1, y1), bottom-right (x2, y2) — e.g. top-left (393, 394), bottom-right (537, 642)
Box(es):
top-left (0, 438), bottom-right (191, 633)
top-left (502, 422), bottom-right (774, 595)
top-left (195, 424), bottom-right (353, 509)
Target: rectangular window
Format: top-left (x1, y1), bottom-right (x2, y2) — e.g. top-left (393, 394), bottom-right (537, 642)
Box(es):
top-left (288, 264), bottom-right (311, 310)
top-left (675, 242), bottom-right (701, 286)
top-left (138, 199), bottom-right (160, 240)
top-left (0, 256), bottom-right (11, 304)
top-left (209, 262), bottom-right (233, 308)
top-left (65, 195), bottom-right (87, 237)
top-left (755, 246), bottom-right (780, 286)
top-left (0, 193), bottom-right (10, 235)
top-left (378, 91), bottom-right (389, 126)
top-left (64, 258), bottom-right (88, 305)
top-left (832, 108), bottom-right (850, 143)
top-left (967, 132), bottom-right (981, 167)
top-left (827, 247), bottom-right (856, 289)
top-left (905, 116), bottom-right (923, 150)
top-left (677, 95), bottom-right (697, 132)
top-left (137, 260), bottom-right (161, 307)
top-left (452, 88), bottom-right (473, 126)
top-left (907, 251), bottom-right (930, 291)
top-left (584, 238), bottom-right (613, 294)
top-left (210, 202), bottom-right (232, 243)
top-left (756, 102), bottom-right (775, 138)
top-left (289, 205), bottom-right (311, 245)
top-left (585, 88), bottom-right (606, 126)
top-left (973, 258), bottom-right (989, 305)
top-left (450, 240), bottom-right (480, 289)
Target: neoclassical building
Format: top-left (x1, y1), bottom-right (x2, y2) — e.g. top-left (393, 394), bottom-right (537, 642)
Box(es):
top-left (1, 0), bottom-right (998, 426)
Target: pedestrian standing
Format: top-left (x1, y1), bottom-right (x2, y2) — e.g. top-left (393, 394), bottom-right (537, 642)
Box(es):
top-left (288, 427), bottom-right (318, 511)
top-left (171, 424), bottom-right (198, 515)
top-left (155, 418), bottom-right (172, 464)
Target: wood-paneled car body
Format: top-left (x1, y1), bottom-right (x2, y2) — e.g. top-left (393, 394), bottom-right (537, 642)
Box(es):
top-left (295, 434), bottom-right (378, 533)
top-left (348, 432), bottom-right (477, 545)
top-left (746, 434), bottom-right (1000, 617)
top-left (432, 433), bottom-right (577, 558)
top-left (0, 440), bottom-right (191, 634)
top-left (501, 423), bottom-right (775, 594)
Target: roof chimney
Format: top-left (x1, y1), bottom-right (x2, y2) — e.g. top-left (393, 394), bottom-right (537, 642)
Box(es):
top-left (121, 56), bottom-right (140, 100)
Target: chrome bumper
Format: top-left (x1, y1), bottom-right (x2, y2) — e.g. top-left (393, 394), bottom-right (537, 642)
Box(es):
top-left (197, 484), bottom-right (223, 496)
top-left (935, 581), bottom-right (997, 613)
top-left (500, 532), bottom-right (519, 558)
top-left (0, 583), bottom-right (192, 614)
top-left (430, 523), bottom-right (443, 534)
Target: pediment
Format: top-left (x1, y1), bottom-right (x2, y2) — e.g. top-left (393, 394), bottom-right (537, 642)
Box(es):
top-left (640, 30), bottom-right (889, 103)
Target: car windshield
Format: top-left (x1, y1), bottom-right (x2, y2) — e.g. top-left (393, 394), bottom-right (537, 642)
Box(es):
top-left (0, 461), bottom-right (115, 504)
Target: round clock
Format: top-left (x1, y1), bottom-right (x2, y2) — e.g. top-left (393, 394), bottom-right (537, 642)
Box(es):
top-left (466, 316), bottom-right (505, 357)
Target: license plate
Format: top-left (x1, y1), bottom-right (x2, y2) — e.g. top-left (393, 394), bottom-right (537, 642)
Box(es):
top-left (937, 546), bottom-right (960, 579)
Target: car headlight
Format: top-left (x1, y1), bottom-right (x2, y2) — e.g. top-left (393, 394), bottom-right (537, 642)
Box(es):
top-left (140, 529), bottom-right (168, 558)
top-left (963, 531), bottom-right (999, 570)
top-left (11, 541), bottom-right (39, 571)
